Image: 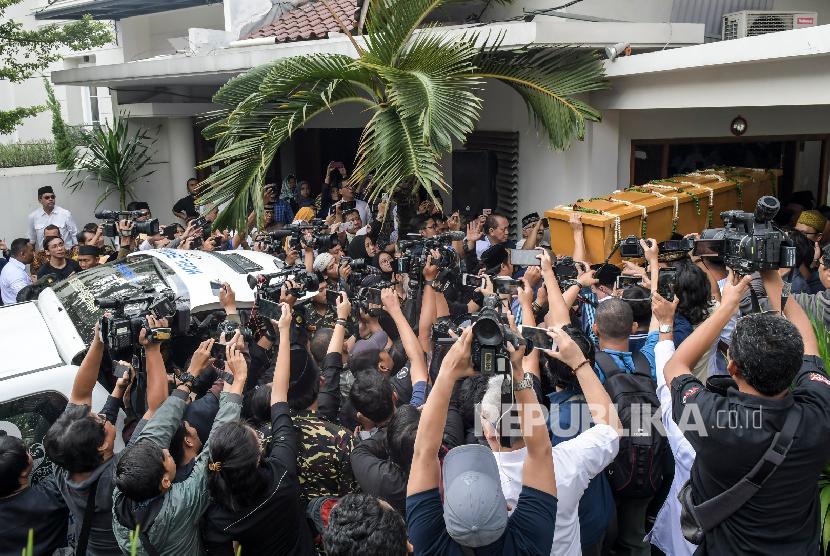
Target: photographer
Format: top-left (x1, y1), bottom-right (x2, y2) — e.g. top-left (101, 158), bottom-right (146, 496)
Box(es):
top-left (200, 304), bottom-right (314, 555)
top-left (406, 327), bottom-right (558, 554)
top-left (664, 269), bottom-right (830, 554)
top-left (112, 339), bottom-right (247, 555)
top-left (42, 316), bottom-right (170, 555)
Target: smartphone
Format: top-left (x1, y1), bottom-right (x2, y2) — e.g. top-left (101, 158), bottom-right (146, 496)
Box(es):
top-left (510, 249), bottom-right (544, 267)
top-left (615, 275), bottom-right (641, 290)
top-left (256, 297), bottom-right (283, 321)
top-left (519, 325), bottom-right (555, 351)
top-left (658, 268), bottom-right (678, 302)
top-left (211, 340), bottom-right (226, 362)
top-left (482, 208), bottom-right (492, 216)
top-left (693, 239), bottom-right (722, 257)
top-left (493, 277), bottom-right (521, 295)
top-left (461, 273), bottom-right (485, 289)
top-left (210, 280), bottom-right (223, 296)
top-left (339, 222), bottom-right (353, 232)
top-left (340, 200), bottom-right (357, 213)
top-left (112, 360), bottom-right (131, 378)
top-left (326, 289), bottom-right (342, 305)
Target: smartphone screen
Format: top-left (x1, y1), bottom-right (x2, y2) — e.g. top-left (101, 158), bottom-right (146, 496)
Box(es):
top-left (462, 273), bottom-right (484, 288)
top-left (482, 208), bottom-right (492, 216)
top-left (615, 275), bottom-right (641, 290)
top-left (511, 249), bottom-right (544, 267)
top-left (658, 268), bottom-right (677, 301)
top-left (520, 325), bottom-right (554, 351)
top-left (210, 280), bottom-right (223, 296)
top-left (493, 278), bottom-right (520, 295)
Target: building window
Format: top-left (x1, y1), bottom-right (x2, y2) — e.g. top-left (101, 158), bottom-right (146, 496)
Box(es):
top-left (88, 86), bottom-right (100, 126)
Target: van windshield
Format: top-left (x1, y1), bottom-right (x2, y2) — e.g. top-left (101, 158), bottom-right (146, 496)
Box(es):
top-left (51, 255), bottom-right (180, 345)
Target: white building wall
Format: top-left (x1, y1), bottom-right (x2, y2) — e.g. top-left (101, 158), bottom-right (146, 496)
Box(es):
top-left (119, 4), bottom-right (226, 62)
top-left (484, 0), bottom-right (674, 23)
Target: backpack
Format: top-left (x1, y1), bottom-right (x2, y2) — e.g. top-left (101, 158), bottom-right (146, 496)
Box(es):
top-left (596, 351), bottom-right (667, 499)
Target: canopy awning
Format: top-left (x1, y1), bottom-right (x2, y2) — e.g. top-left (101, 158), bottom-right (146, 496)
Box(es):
top-left (35, 0), bottom-right (220, 21)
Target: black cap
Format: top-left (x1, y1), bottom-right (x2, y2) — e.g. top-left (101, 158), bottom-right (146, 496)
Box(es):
top-left (481, 244), bottom-right (509, 269)
top-left (521, 212), bottom-right (540, 228)
top-left (78, 245), bottom-right (100, 256)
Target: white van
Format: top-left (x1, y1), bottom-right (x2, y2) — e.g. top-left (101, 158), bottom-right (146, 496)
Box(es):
top-left (0, 248), bottom-right (286, 477)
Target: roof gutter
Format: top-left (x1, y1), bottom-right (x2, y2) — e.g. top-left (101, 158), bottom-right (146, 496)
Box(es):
top-left (228, 36), bottom-right (277, 48)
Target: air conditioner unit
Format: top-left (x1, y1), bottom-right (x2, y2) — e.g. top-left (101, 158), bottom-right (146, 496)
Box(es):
top-left (722, 10), bottom-right (817, 40)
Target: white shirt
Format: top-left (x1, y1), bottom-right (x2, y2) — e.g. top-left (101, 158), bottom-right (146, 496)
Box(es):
top-left (492, 424), bottom-right (620, 556)
top-left (28, 206), bottom-right (78, 250)
top-left (645, 340), bottom-right (697, 555)
top-left (0, 258), bottom-right (32, 304)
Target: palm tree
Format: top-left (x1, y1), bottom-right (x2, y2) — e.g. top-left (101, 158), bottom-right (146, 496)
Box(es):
top-left (64, 117), bottom-right (157, 210)
top-left (199, 0), bottom-right (607, 230)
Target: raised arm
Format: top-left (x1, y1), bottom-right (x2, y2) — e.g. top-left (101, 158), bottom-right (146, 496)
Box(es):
top-left (523, 219), bottom-right (544, 250)
top-left (506, 341), bottom-right (556, 496)
top-left (762, 269), bottom-right (819, 356)
top-left (140, 315), bottom-right (173, 420)
top-left (70, 322), bottom-right (105, 406)
top-left (516, 278), bottom-right (541, 378)
top-left (407, 328), bottom-right (475, 496)
top-left (418, 254), bottom-right (440, 354)
top-left (539, 249), bottom-right (571, 327)
top-left (664, 271), bottom-right (752, 385)
top-left (570, 214), bottom-right (588, 264)
top-left (270, 303), bottom-right (293, 405)
top-left (382, 287), bottom-right (428, 386)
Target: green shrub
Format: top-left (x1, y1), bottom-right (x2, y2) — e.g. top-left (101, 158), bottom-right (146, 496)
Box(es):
top-left (0, 140), bottom-right (56, 168)
top-left (44, 78), bottom-right (75, 169)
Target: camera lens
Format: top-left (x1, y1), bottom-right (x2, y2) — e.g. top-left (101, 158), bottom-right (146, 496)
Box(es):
top-left (472, 315), bottom-right (503, 347)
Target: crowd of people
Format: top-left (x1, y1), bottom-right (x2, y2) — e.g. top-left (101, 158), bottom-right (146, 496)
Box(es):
top-left (1, 161), bottom-right (830, 556)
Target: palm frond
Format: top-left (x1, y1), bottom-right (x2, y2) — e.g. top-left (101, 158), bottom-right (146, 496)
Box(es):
top-left (363, 0), bottom-right (446, 67)
top-left (375, 31), bottom-right (482, 151)
top-left (200, 55), bottom-right (379, 230)
top-left (353, 106), bottom-right (446, 204)
top-left (63, 118), bottom-right (156, 209)
top-left (471, 44), bottom-right (607, 149)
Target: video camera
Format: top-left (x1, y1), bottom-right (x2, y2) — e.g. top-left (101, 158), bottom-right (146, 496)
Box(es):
top-left (266, 219), bottom-right (337, 253)
top-left (696, 196), bottom-right (796, 274)
top-left (397, 231), bottom-right (463, 279)
top-left (435, 295), bottom-right (526, 375)
top-left (95, 289), bottom-right (179, 353)
top-left (95, 209), bottom-right (159, 238)
top-left (352, 281), bottom-right (396, 318)
top-left (248, 266), bottom-right (320, 319)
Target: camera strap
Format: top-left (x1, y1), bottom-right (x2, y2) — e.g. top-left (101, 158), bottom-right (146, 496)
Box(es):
top-left (683, 404), bottom-right (802, 533)
top-left (75, 478), bottom-right (100, 556)
top-left (748, 286), bottom-right (789, 315)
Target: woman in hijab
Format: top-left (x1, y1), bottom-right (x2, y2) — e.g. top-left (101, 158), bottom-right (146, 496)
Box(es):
top-left (295, 180), bottom-right (314, 209)
top-left (273, 175), bottom-right (297, 227)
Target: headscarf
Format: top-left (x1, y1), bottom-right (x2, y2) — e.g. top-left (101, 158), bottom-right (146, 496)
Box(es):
top-left (347, 234), bottom-right (370, 260)
top-left (294, 206), bottom-right (316, 222)
top-left (279, 175), bottom-right (296, 201)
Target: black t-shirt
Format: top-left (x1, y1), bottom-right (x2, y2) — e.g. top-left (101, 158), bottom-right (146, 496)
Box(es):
top-left (201, 402), bottom-right (314, 555)
top-left (0, 473), bottom-right (68, 555)
top-left (406, 486), bottom-right (557, 556)
top-left (671, 356), bottom-right (830, 555)
top-left (172, 194), bottom-right (199, 218)
top-left (37, 258), bottom-right (80, 280)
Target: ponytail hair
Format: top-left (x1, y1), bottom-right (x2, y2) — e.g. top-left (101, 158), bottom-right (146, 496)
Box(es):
top-left (207, 421), bottom-right (266, 511)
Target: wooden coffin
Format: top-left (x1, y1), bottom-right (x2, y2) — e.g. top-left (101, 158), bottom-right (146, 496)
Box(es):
top-left (545, 168), bottom-right (779, 263)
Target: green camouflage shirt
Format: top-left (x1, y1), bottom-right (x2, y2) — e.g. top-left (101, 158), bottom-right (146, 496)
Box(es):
top-left (291, 409), bottom-right (357, 500)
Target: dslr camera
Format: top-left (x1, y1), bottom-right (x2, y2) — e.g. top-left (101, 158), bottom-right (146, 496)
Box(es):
top-left (620, 235), bottom-right (653, 258)
top-left (95, 209), bottom-right (159, 238)
top-left (436, 295), bottom-right (526, 375)
top-left (96, 290), bottom-right (179, 353)
top-left (697, 196), bottom-right (796, 274)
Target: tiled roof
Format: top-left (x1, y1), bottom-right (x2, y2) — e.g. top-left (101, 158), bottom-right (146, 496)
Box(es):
top-left (246, 0), bottom-right (360, 43)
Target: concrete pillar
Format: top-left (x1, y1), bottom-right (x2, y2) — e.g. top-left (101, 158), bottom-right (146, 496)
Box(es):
top-left (167, 117), bottom-right (197, 197)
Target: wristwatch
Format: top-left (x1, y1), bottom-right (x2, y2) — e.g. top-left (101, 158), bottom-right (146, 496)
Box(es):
top-left (179, 372), bottom-right (197, 389)
top-left (423, 280), bottom-right (435, 288)
top-left (512, 372), bottom-right (534, 392)
top-left (658, 323), bottom-right (673, 334)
